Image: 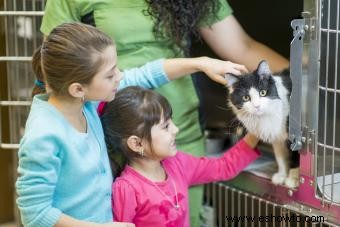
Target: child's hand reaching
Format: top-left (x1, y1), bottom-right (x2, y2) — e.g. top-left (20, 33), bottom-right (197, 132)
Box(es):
top-left (196, 57), bottom-right (248, 85)
top-left (163, 57), bottom-right (247, 84)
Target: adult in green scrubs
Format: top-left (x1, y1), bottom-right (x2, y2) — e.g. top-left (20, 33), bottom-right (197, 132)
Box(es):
top-left (41, 1), bottom-right (288, 226)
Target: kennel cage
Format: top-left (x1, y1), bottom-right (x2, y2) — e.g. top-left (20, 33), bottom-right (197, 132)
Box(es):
top-left (1, 0), bottom-right (340, 226)
top-left (204, 0), bottom-right (340, 226)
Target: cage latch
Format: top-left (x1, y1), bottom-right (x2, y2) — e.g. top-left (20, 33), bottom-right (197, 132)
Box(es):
top-left (289, 19), bottom-right (306, 151)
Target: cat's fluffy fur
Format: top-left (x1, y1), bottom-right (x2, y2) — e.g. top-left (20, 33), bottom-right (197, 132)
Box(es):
top-left (225, 60), bottom-right (299, 188)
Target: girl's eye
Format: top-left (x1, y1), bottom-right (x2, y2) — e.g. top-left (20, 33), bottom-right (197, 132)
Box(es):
top-left (242, 95), bottom-right (250, 102)
top-left (259, 90), bottom-right (267, 96)
top-left (164, 124), bottom-right (169, 130)
top-left (107, 74), bottom-right (115, 79)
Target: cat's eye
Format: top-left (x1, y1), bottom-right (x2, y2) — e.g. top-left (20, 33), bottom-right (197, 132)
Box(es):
top-left (259, 90), bottom-right (267, 97)
top-left (242, 95), bottom-right (250, 102)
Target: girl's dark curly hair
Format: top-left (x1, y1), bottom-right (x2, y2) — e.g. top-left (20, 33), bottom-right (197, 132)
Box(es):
top-left (144, 0), bottom-right (221, 56)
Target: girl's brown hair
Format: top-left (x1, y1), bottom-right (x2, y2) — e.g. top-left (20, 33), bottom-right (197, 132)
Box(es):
top-left (31, 22), bottom-right (114, 97)
top-left (31, 46), bottom-right (46, 96)
top-left (100, 86), bottom-right (172, 176)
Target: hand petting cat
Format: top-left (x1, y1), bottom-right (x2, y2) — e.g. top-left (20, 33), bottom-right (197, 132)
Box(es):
top-left (195, 57), bottom-right (248, 85)
top-left (162, 57), bottom-right (248, 86)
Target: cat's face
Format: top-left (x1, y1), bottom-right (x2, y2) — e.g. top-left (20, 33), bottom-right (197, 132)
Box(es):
top-left (226, 61), bottom-right (280, 116)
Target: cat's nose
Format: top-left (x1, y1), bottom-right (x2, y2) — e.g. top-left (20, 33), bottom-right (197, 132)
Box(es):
top-left (253, 104), bottom-right (260, 109)
top-left (254, 105), bottom-right (260, 111)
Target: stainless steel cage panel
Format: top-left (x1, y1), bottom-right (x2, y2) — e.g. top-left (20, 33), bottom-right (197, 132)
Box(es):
top-left (205, 182), bottom-right (337, 227)
top-left (0, 0), bottom-right (44, 149)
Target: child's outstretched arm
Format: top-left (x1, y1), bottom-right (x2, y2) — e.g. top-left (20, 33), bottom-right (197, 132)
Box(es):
top-left (163, 57), bottom-right (248, 85)
top-left (119, 57), bottom-right (247, 90)
top-left (168, 133), bottom-right (260, 186)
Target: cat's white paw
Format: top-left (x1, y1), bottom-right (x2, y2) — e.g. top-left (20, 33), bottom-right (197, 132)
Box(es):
top-left (284, 167), bottom-right (299, 188)
top-left (285, 176), bottom-right (299, 188)
top-left (272, 172), bottom-right (286, 185)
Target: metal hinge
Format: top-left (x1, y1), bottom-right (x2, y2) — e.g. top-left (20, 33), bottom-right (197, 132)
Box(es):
top-left (302, 11), bottom-right (317, 41)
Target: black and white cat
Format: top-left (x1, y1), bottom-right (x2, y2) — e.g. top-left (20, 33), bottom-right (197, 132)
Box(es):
top-left (225, 60), bottom-right (299, 188)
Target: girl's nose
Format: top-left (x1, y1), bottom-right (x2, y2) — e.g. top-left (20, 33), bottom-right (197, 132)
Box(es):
top-left (172, 123), bottom-right (179, 135)
top-left (115, 69), bottom-right (123, 82)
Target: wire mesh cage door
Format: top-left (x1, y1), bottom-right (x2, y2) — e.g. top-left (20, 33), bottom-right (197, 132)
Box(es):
top-left (315, 0), bottom-right (340, 210)
top-left (287, 0), bottom-right (340, 223)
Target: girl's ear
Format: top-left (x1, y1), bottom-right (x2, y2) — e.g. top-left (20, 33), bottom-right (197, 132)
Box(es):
top-left (126, 135), bottom-right (143, 153)
top-left (68, 82), bottom-right (85, 99)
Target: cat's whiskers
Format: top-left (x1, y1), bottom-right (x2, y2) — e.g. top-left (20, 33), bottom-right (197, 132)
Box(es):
top-left (237, 108), bottom-right (289, 142)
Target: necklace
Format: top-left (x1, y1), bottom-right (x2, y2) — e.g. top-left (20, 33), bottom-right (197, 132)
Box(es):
top-left (152, 178), bottom-right (180, 210)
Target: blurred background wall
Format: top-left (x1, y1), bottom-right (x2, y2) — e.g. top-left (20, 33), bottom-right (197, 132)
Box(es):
top-left (0, 0), bottom-right (14, 223)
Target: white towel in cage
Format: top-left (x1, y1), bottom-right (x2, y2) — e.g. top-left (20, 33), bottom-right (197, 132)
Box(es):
top-left (317, 173), bottom-right (340, 204)
top-left (244, 153), bottom-right (277, 179)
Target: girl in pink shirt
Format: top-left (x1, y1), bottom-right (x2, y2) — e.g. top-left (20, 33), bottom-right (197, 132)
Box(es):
top-left (100, 86), bottom-right (260, 227)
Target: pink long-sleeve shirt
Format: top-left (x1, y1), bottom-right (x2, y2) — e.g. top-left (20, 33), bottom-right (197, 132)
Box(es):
top-left (112, 139), bottom-right (260, 227)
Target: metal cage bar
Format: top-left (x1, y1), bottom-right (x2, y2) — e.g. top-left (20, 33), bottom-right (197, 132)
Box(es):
top-left (205, 182), bottom-right (337, 227)
top-left (0, 0), bottom-right (44, 149)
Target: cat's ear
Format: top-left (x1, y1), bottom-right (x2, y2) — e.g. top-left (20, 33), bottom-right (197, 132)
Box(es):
top-left (256, 60), bottom-right (272, 80)
top-left (225, 73), bottom-right (239, 87)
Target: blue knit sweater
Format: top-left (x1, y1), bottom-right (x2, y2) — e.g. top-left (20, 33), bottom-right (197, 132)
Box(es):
top-left (16, 59), bottom-right (168, 227)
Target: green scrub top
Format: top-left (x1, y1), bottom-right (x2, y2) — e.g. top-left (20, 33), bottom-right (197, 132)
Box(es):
top-left (41, 0), bottom-right (232, 148)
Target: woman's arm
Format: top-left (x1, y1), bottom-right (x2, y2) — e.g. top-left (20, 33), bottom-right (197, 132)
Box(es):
top-left (199, 15), bottom-right (289, 72)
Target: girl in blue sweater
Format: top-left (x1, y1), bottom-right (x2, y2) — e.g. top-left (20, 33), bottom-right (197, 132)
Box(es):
top-left (16, 22), bottom-right (247, 227)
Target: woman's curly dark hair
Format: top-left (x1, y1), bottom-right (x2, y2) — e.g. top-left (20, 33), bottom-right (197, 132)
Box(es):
top-left (144, 0), bottom-right (221, 56)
